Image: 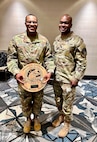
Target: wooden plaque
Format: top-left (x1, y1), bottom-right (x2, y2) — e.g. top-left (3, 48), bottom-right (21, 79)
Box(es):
top-left (20, 63), bottom-right (47, 92)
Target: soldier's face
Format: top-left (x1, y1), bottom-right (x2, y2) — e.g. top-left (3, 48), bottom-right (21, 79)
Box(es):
top-left (59, 15), bottom-right (72, 34)
top-left (25, 15), bottom-right (38, 33)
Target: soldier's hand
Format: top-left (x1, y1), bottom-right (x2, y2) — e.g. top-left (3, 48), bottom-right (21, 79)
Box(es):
top-left (15, 73), bottom-right (24, 84)
top-left (71, 78), bottom-right (78, 87)
top-left (43, 72), bottom-right (51, 83)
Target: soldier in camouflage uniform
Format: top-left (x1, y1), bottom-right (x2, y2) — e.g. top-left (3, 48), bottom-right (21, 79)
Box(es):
top-left (52, 14), bottom-right (87, 137)
top-left (7, 14), bottom-right (54, 133)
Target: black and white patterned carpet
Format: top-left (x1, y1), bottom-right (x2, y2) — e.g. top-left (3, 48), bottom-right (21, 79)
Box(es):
top-left (0, 77), bottom-right (97, 142)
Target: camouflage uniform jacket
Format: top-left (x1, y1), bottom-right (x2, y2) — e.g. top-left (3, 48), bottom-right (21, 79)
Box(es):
top-left (53, 31), bottom-right (87, 83)
top-left (7, 32), bottom-right (55, 76)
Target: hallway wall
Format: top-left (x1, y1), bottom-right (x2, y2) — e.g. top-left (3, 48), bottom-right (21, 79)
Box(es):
top-left (0, 0), bottom-right (97, 75)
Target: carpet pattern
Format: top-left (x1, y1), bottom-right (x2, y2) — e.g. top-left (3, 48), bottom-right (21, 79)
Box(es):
top-left (0, 77), bottom-right (97, 142)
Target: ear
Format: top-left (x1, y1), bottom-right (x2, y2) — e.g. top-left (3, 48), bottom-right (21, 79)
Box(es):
top-left (25, 22), bottom-right (27, 27)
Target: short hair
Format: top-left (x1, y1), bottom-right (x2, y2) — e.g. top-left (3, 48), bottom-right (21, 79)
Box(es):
top-left (25, 14), bottom-right (38, 22)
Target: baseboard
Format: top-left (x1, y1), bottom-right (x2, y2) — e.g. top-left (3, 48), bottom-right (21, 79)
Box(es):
top-left (83, 75), bottom-right (97, 80)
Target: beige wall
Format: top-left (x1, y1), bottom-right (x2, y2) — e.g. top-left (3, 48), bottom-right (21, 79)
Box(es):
top-left (0, 0), bottom-right (97, 76)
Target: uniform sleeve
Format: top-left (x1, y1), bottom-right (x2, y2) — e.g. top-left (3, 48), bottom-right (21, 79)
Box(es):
top-left (7, 38), bottom-right (20, 76)
top-left (43, 41), bottom-right (55, 73)
top-left (73, 38), bottom-right (87, 80)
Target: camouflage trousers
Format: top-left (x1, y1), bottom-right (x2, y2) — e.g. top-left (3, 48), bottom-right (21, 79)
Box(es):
top-left (53, 80), bottom-right (76, 122)
top-left (18, 84), bottom-right (43, 118)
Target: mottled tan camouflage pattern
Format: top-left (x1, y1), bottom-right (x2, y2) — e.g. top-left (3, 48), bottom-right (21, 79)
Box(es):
top-left (53, 32), bottom-right (87, 83)
top-left (7, 32), bottom-right (55, 117)
top-left (18, 84), bottom-right (43, 117)
top-left (53, 32), bottom-right (87, 122)
top-left (53, 81), bottom-right (75, 122)
top-left (7, 32), bottom-right (54, 76)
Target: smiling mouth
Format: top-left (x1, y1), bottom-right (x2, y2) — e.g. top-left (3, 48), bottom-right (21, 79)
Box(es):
top-left (60, 27), bottom-right (67, 31)
top-left (29, 27), bottom-right (35, 30)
